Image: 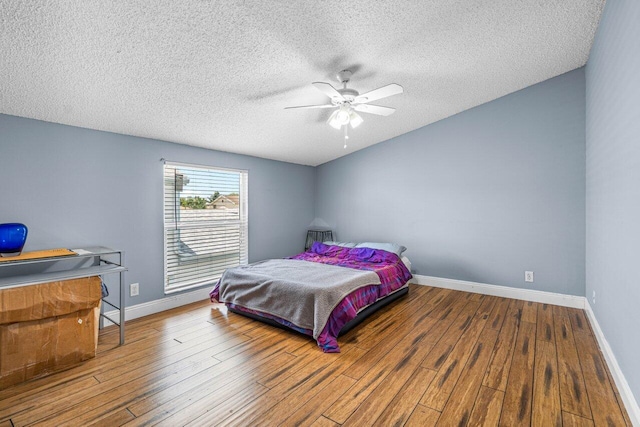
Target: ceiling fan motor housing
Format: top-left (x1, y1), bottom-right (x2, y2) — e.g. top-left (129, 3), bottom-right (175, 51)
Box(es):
top-left (337, 69), bottom-right (353, 83)
top-left (333, 88), bottom-right (359, 104)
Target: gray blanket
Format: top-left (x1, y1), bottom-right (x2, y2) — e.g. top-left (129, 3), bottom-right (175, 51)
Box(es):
top-left (216, 259), bottom-right (381, 338)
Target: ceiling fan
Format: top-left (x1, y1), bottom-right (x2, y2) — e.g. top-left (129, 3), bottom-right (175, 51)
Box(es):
top-left (285, 70), bottom-right (403, 147)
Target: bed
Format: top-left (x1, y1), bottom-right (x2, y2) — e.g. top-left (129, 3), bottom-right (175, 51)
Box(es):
top-left (209, 241), bottom-right (413, 352)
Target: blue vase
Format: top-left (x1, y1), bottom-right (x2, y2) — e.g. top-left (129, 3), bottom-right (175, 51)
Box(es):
top-left (0, 223), bottom-right (28, 257)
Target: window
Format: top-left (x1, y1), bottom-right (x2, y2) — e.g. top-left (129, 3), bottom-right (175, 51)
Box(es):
top-left (163, 161), bottom-right (248, 293)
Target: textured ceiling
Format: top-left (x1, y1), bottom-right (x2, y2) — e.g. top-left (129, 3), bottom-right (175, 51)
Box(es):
top-left (0, 0), bottom-right (604, 166)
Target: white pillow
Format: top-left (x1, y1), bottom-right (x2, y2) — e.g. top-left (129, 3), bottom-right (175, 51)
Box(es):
top-left (355, 242), bottom-right (407, 257)
top-left (323, 241), bottom-right (358, 248)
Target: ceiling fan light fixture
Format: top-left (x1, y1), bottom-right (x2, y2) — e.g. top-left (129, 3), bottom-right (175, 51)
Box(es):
top-left (327, 110), bottom-right (342, 129)
top-left (349, 110), bottom-right (363, 128)
top-left (328, 106), bottom-right (352, 129)
top-left (335, 106), bottom-right (351, 125)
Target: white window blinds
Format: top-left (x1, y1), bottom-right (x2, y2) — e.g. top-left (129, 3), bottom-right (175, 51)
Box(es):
top-left (163, 161), bottom-right (248, 294)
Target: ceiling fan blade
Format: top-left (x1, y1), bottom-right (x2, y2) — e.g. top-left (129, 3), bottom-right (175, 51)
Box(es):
top-left (354, 83), bottom-right (403, 104)
top-left (353, 104), bottom-right (396, 116)
top-left (284, 104), bottom-right (335, 110)
top-left (312, 82), bottom-right (345, 101)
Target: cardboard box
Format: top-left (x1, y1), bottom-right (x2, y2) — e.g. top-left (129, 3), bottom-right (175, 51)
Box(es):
top-left (0, 277), bottom-right (102, 389)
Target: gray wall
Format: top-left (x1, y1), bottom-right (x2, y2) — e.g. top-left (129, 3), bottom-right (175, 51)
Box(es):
top-left (586, 0), bottom-right (640, 404)
top-left (0, 114), bottom-right (315, 306)
top-left (316, 69), bottom-right (586, 296)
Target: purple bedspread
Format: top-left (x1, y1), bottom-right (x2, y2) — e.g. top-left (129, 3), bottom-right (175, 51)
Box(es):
top-left (210, 241), bottom-right (412, 352)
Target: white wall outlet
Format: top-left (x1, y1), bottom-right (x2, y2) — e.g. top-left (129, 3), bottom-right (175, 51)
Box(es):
top-left (592, 290), bottom-right (596, 305)
top-left (130, 282), bottom-right (140, 297)
top-left (525, 271), bottom-right (534, 283)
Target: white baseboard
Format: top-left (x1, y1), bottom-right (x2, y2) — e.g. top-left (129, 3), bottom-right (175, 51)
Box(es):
top-left (411, 275), bottom-right (585, 309)
top-left (412, 274), bottom-right (638, 424)
top-left (584, 301), bottom-right (640, 426)
top-left (102, 287), bottom-right (211, 327)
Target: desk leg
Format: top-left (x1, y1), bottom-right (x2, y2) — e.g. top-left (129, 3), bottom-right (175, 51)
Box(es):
top-left (119, 252), bottom-right (125, 345)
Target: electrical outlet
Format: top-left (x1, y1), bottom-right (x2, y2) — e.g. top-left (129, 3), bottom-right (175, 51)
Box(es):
top-left (130, 282), bottom-right (139, 297)
top-left (525, 271), bottom-right (534, 283)
top-left (592, 290), bottom-right (596, 305)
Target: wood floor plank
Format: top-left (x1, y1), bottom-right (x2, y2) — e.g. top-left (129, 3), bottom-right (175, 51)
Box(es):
top-left (152, 305), bottom-right (223, 332)
top-left (487, 296), bottom-right (511, 331)
top-left (426, 289), bottom-right (471, 322)
top-left (94, 331), bottom-right (251, 384)
top-left (309, 416), bottom-right (339, 427)
top-left (553, 305), bottom-right (592, 419)
top-left (521, 301), bottom-right (538, 324)
top-left (141, 381), bottom-right (270, 427)
top-left (0, 285), bottom-right (630, 427)
top-left (348, 286), bottom-right (444, 352)
top-left (257, 348), bottom-right (325, 389)
top-left (420, 297), bottom-right (496, 411)
top-left (355, 285), bottom-right (439, 335)
top-left (64, 312), bottom-right (252, 387)
top-left (148, 353), bottom-right (298, 426)
top-left (322, 358), bottom-right (394, 423)
top-left (172, 319), bottom-right (246, 343)
top-left (11, 350), bottom-right (222, 426)
top-left (126, 334), bottom-right (294, 419)
top-left (90, 408), bottom-right (135, 426)
top-left (438, 327), bottom-right (499, 425)
top-left (343, 287), bottom-right (441, 349)
top-left (72, 334), bottom-right (295, 426)
top-left (416, 286), bottom-right (449, 307)
top-left (468, 292), bottom-right (485, 302)
top-left (567, 307), bottom-right (591, 335)
top-left (412, 293), bottom-right (469, 348)
top-left (536, 303), bottom-right (555, 343)
top-left (421, 300), bottom-right (480, 371)
top-left (499, 321), bottom-right (536, 426)
top-left (532, 340), bottom-right (562, 426)
top-left (259, 349), bottom-right (367, 423)
top-left (316, 333), bottom-right (402, 379)
top-left (573, 329), bottom-right (628, 426)
top-left (195, 383), bottom-right (271, 426)
top-left (340, 335), bottom-right (436, 425)
top-left (405, 404), bottom-right (440, 427)
top-left (213, 327), bottom-right (292, 361)
top-left (123, 300), bottom-right (211, 331)
top-left (468, 386), bottom-right (505, 427)
top-left (483, 299), bottom-right (523, 391)
top-left (342, 294), bottom-right (442, 380)
top-left (0, 330), bottom-right (188, 410)
top-left (374, 367), bottom-right (437, 426)
top-left (220, 346), bottom-right (361, 426)
top-left (0, 376), bottom-right (100, 420)
top-left (324, 310), bottom-right (442, 425)
top-left (97, 325), bottom-right (162, 351)
top-left (562, 411), bottom-right (595, 427)
top-left (279, 375), bottom-right (356, 427)
top-left (0, 330), bottom-right (184, 403)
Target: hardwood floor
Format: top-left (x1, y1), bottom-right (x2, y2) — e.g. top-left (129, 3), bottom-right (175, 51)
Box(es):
top-left (0, 284), bottom-right (631, 426)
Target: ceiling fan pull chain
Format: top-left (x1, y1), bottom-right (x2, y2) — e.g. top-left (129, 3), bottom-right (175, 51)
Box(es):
top-left (343, 125), bottom-right (349, 148)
